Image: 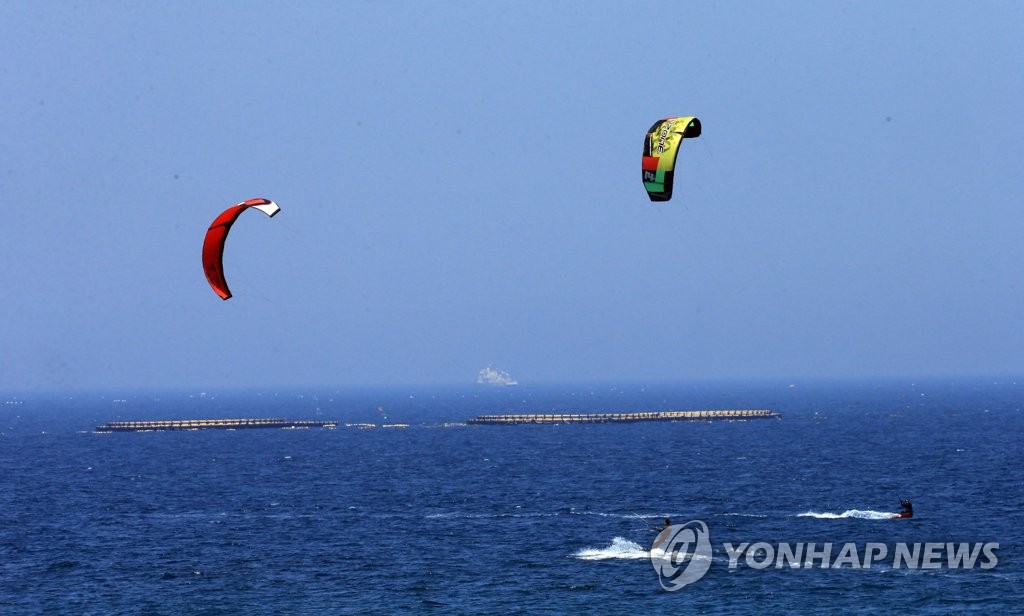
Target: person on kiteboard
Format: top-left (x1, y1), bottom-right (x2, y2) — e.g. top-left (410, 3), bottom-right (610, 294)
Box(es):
top-left (897, 499), bottom-right (913, 518)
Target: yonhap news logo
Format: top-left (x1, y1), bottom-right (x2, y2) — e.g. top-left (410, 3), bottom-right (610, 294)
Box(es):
top-left (649, 520), bottom-right (713, 591)
top-left (722, 540), bottom-right (999, 571)
top-left (650, 519), bottom-right (1000, 591)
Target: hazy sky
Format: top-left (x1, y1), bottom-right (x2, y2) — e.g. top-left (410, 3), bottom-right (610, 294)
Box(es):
top-left (2, 1), bottom-right (1022, 391)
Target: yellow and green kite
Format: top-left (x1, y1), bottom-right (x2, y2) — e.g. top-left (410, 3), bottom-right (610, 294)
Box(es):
top-left (642, 117), bottom-right (701, 202)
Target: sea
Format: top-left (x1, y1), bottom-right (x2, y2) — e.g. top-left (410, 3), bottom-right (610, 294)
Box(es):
top-left (1, 378), bottom-right (1021, 614)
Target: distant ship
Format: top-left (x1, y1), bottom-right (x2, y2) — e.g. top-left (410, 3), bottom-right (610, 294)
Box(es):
top-left (476, 366), bottom-right (518, 386)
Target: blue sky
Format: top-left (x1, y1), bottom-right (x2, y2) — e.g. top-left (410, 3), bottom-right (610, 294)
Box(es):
top-left (1, 1), bottom-right (1022, 390)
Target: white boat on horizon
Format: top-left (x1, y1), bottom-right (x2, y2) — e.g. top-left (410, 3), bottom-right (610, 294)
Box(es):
top-left (476, 366), bottom-right (518, 386)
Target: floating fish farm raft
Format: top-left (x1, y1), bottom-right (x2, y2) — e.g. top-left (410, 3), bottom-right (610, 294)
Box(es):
top-left (95, 418), bottom-right (337, 432)
top-left (465, 409), bottom-right (778, 425)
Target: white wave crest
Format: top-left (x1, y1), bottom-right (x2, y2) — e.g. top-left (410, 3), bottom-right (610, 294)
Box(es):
top-left (797, 509), bottom-right (895, 520)
top-left (574, 537), bottom-right (650, 561)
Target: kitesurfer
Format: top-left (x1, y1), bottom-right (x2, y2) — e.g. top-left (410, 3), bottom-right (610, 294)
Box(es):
top-left (893, 499), bottom-right (913, 519)
top-left (651, 517), bottom-right (674, 550)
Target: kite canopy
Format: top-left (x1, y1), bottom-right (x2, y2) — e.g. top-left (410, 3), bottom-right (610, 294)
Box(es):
top-left (202, 198), bottom-right (280, 300)
top-left (642, 117), bottom-right (701, 202)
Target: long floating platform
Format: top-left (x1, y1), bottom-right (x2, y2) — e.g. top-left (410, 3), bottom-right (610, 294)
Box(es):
top-left (465, 409), bottom-right (778, 425)
top-left (95, 418), bottom-right (338, 432)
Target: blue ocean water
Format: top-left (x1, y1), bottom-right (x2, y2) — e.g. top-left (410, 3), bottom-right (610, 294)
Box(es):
top-left (1, 379), bottom-right (1021, 614)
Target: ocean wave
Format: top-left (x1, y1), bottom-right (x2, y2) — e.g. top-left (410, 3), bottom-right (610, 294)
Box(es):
top-left (424, 511), bottom-right (560, 520)
top-left (797, 509), bottom-right (896, 520)
top-left (574, 537), bottom-right (650, 561)
top-left (425, 509), bottom-right (646, 520)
